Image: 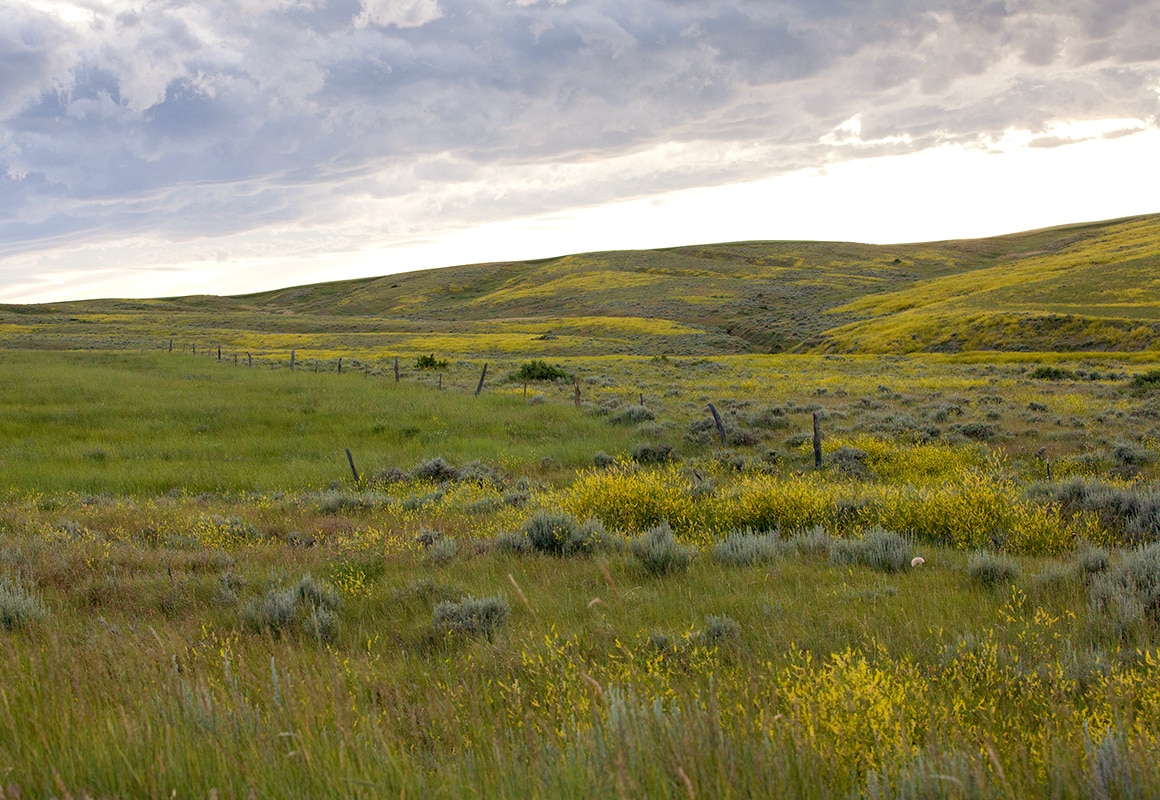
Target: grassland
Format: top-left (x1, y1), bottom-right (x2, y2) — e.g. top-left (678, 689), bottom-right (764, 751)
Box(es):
top-left (3, 216), bottom-right (1160, 797)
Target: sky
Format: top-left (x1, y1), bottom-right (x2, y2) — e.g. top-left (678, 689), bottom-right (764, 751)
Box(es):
top-left (1, 0), bottom-right (1158, 303)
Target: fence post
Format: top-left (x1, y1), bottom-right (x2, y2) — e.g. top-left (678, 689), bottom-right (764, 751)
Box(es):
top-left (290, 350), bottom-right (296, 371)
top-left (574, 380), bottom-right (581, 409)
top-left (345, 448), bottom-right (360, 485)
top-left (475, 363), bottom-right (488, 396)
top-left (812, 412), bottom-right (823, 469)
top-left (394, 356), bottom-right (400, 384)
top-left (707, 403), bottom-right (727, 445)
top-left (168, 339), bottom-right (173, 353)
top-left (217, 347), bottom-right (221, 362)
top-left (338, 357), bottom-right (342, 374)
top-left (247, 352), bottom-right (252, 368)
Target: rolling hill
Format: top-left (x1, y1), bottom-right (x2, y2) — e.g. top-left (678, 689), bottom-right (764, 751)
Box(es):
top-left (2, 213), bottom-right (1158, 356)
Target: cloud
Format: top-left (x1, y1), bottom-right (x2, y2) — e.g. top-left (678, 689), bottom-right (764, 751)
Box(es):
top-left (0, 0), bottom-right (1158, 292)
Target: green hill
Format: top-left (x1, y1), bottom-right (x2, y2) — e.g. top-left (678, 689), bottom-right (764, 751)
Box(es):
top-left (2, 213), bottom-right (1159, 356)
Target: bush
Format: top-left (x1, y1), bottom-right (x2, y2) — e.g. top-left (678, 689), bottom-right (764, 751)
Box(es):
top-left (1090, 543), bottom-right (1160, 631)
top-left (789, 526), bottom-right (835, 559)
top-left (414, 353), bottom-right (448, 370)
top-left (830, 528), bottom-right (913, 573)
top-left (611, 406), bottom-right (655, 426)
top-left (411, 457), bottom-right (460, 483)
top-left (1078, 545), bottom-right (1111, 576)
top-left (242, 575), bottom-right (342, 642)
top-left (0, 574), bottom-right (47, 631)
top-left (967, 552), bottom-right (1021, 589)
top-left (711, 528), bottom-right (785, 566)
top-left (1031, 365), bottom-right (1073, 381)
top-left (521, 510), bottom-right (603, 556)
top-left (630, 443), bottom-right (672, 464)
top-left (631, 521), bottom-right (694, 575)
top-left (512, 360), bottom-right (569, 382)
top-left (696, 614), bottom-right (741, 646)
top-left (433, 595), bottom-right (510, 639)
top-left (1128, 369), bottom-right (1160, 395)
top-left (593, 451), bottom-right (615, 468)
top-left (830, 445), bottom-right (870, 478)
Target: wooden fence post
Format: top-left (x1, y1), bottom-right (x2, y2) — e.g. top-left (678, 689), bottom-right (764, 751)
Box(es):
top-left (290, 350), bottom-right (296, 371)
top-left (475, 363), bottom-right (488, 396)
top-left (394, 356), bottom-right (400, 384)
top-left (217, 347), bottom-right (221, 362)
top-left (345, 448), bottom-right (360, 485)
top-left (707, 403), bottom-right (727, 445)
top-left (574, 380), bottom-right (581, 409)
top-left (812, 411), bottom-right (823, 469)
top-left (168, 339), bottom-right (173, 353)
top-left (337, 357), bottom-right (342, 374)
top-left (247, 352), bottom-right (252, 367)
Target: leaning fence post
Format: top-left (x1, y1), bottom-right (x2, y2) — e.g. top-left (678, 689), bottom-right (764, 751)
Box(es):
top-left (707, 403), bottom-right (727, 445)
top-left (247, 352), bottom-right (252, 368)
top-left (475, 363), bottom-right (488, 396)
top-left (812, 411), bottom-right (823, 469)
top-left (345, 448), bottom-right (360, 485)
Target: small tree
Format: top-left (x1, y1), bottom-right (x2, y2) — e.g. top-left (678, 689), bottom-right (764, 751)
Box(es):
top-left (512, 360), bottom-right (569, 382)
top-left (415, 354), bottom-right (449, 371)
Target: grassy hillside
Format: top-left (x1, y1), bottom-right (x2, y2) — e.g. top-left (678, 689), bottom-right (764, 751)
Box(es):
top-left (4, 213), bottom-right (1157, 357)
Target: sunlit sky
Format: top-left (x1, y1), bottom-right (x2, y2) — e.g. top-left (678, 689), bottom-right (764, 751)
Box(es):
top-left (2, 0), bottom-right (1158, 303)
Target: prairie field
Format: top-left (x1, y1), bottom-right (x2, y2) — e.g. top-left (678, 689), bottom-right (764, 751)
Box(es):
top-left (3, 217), bottom-right (1160, 798)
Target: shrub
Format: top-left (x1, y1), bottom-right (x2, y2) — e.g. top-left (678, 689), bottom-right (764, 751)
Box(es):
top-left (426, 537), bottom-right (460, 564)
top-left (414, 353), bottom-right (448, 370)
top-left (512, 360), bottom-right (569, 382)
top-left (696, 614), bottom-right (741, 646)
top-left (593, 451), bottom-right (615, 468)
top-left (711, 528), bottom-right (785, 566)
top-left (948, 422), bottom-right (998, 441)
top-left (1031, 365), bottom-right (1073, 381)
top-left (492, 530), bottom-right (533, 556)
top-left (1078, 545), bottom-right (1111, 576)
top-left (0, 574), bottom-right (47, 630)
top-left (242, 575), bottom-right (342, 642)
top-left (1128, 369), bottom-right (1160, 395)
top-left (830, 445), bottom-right (870, 478)
top-left (521, 510), bottom-right (603, 556)
top-left (967, 552), bottom-right (1021, 589)
top-left (789, 526), bottom-right (834, 559)
top-left (1111, 441), bottom-right (1151, 469)
top-left (631, 521), bottom-right (694, 575)
top-left (411, 457), bottom-right (460, 483)
top-left (611, 406), bottom-right (655, 426)
top-left (433, 595), bottom-right (510, 639)
top-left (630, 443), bottom-right (672, 464)
top-left (830, 528), bottom-right (913, 573)
top-left (1090, 542), bottom-right (1160, 629)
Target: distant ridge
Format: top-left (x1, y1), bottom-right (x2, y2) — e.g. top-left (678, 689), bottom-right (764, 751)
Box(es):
top-left (4, 214), bottom-right (1159, 356)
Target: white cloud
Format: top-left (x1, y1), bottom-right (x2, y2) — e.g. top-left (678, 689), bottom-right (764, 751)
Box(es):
top-left (1, 0), bottom-right (1159, 300)
top-left (355, 0), bottom-right (441, 29)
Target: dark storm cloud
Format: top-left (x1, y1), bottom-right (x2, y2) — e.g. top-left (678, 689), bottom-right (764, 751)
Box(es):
top-left (0, 0), bottom-right (1157, 256)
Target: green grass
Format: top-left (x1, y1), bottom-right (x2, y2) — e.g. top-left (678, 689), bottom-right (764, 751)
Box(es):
top-left (0, 351), bottom-right (644, 494)
top-left (4, 526), bottom-right (1159, 798)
